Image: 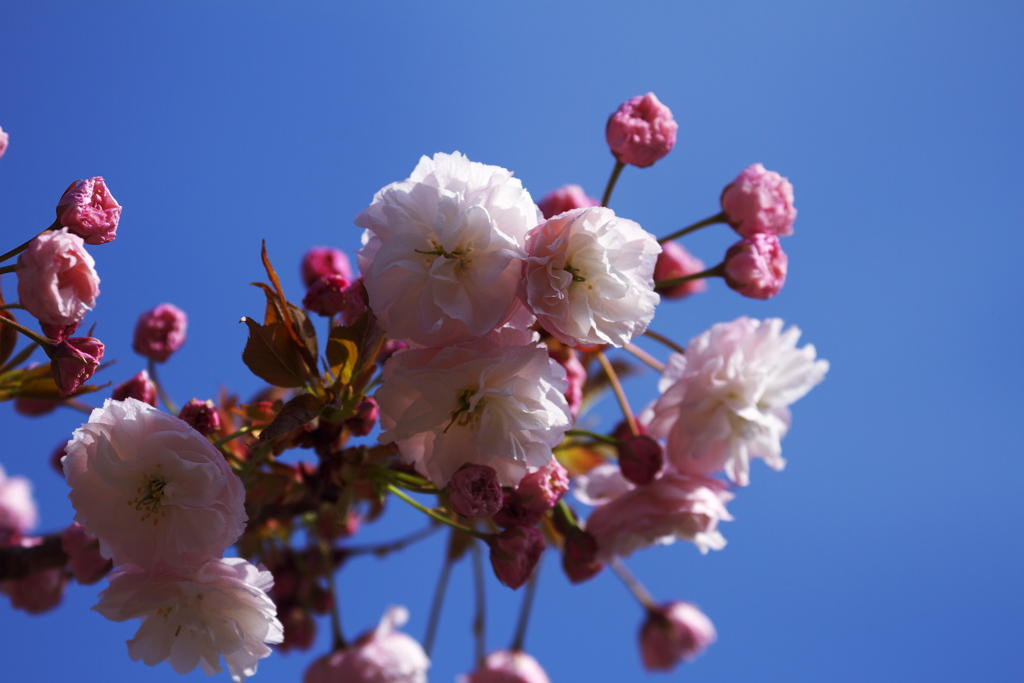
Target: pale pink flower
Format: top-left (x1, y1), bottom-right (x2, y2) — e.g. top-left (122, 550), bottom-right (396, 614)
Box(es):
top-left (94, 558), bottom-right (283, 681)
top-left (448, 465), bottom-right (504, 519)
top-left (133, 303), bottom-right (187, 362)
top-left (460, 649), bottom-right (551, 683)
top-left (0, 538), bottom-right (67, 614)
top-left (112, 370), bottom-right (158, 407)
top-left (356, 152), bottom-right (540, 347)
top-left (49, 336), bottom-right (104, 397)
top-left (585, 470), bottom-right (733, 560)
top-left (63, 398), bottom-right (247, 569)
top-left (536, 184), bottom-right (599, 219)
top-left (376, 338), bottom-right (571, 487)
top-left (654, 241), bottom-right (707, 299)
top-left (720, 163), bottom-right (797, 237)
top-left (61, 522), bottom-right (112, 585)
top-left (640, 602), bottom-right (716, 670)
top-left (489, 526), bottom-right (545, 590)
top-left (606, 93), bottom-right (678, 168)
top-left (0, 465), bottom-right (38, 541)
top-left (56, 177), bottom-right (122, 245)
top-left (722, 233), bottom-right (788, 299)
top-left (647, 318), bottom-right (829, 486)
top-left (303, 606), bottom-right (429, 683)
top-left (16, 228), bottom-right (100, 327)
top-left (0, 125), bottom-right (8, 157)
top-left (301, 246), bottom-right (353, 288)
top-left (522, 207), bottom-right (660, 348)
top-left (573, 463), bottom-right (635, 507)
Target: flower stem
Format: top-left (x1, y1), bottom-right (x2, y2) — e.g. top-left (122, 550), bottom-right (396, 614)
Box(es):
top-left (609, 557), bottom-right (657, 611)
top-left (0, 303), bottom-right (24, 311)
top-left (596, 350), bottom-right (638, 437)
top-left (385, 484), bottom-right (490, 540)
top-left (318, 536), bottom-right (347, 650)
top-left (624, 342), bottom-right (665, 372)
top-left (471, 539), bottom-right (487, 665)
top-left (564, 428), bottom-right (621, 446)
top-left (338, 524), bottom-right (440, 559)
top-left (510, 555), bottom-right (542, 651)
top-left (147, 358), bottom-right (179, 415)
top-left (423, 538), bottom-right (455, 657)
top-left (0, 219), bottom-right (61, 263)
top-left (643, 329), bottom-right (686, 355)
top-left (213, 426), bottom-right (256, 448)
top-left (655, 263), bottom-right (723, 292)
top-left (0, 264), bottom-right (21, 276)
top-left (657, 211), bottom-right (727, 244)
top-left (0, 316), bottom-right (53, 349)
top-left (601, 160), bottom-right (626, 207)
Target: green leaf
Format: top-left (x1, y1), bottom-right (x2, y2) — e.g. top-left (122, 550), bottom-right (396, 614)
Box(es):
top-left (258, 392), bottom-right (325, 442)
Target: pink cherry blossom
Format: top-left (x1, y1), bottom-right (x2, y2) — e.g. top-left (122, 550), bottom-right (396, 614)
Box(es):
top-left (63, 398), bottom-right (247, 569)
top-left (49, 336), bottom-right (104, 397)
top-left (585, 470), bottom-right (734, 560)
top-left (522, 207), bottom-right (661, 348)
top-left (133, 303), bottom-right (187, 362)
top-left (112, 370), bottom-right (158, 407)
top-left (514, 459), bottom-right (569, 513)
top-left (647, 318), bottom-right (829, 486)
top-left (460, 649), bottom-right (551, 683)
top-left (722, 233), bottom-right (788, 299)
top-left (0, 465), bottom-right (38, 542)
top-left (654, 241), bottom-right (708, 299)
top-left (640, 602), bottom-right (716, 670)
top-left (606, 93), bottom-right (678, 168)
top-left (720, 163), bottom-right (797, 237)
top-left (61, 522), bottom-right (111, 585)
top-left (16, 228), bottom-right (100, 327)
top-left (55, 177), bottom-right (122, 245)
top-left (300, 246), bottom-right (353, 288)
top-left (356, 152), bottom-right (540, 347)
top-left (93, 558), bottom-right (283, 681)
top-left (376, 338), bottom-right (571, 487)
top-left (536, 184), bottom-right (599, 219)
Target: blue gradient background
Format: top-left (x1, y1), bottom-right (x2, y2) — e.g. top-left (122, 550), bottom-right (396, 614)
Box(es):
top-left (1, 2), bottom-right (1022, 681)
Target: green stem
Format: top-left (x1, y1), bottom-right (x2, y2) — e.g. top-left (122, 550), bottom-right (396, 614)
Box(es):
top-left (596, 350), bottom-right (638, 437)
top-left (0, 303), bottom-right (24, 311)
top-left (564, 429), bottom-right (621, 446)
top-left (147, 359), bottom-right (179, 415)
top-left (655, 263), bottom-right (723, 292)
top-left (600, 160), bottom-right (626, 207)
top-left (239, 439), bottom-right (276, 481)
top-left (0, 219), bottom-right (61, 263)
top-left (624, 342), bottom-right (664, 372)
top-left (213, 426), bottom-right (256, 448)
top-left (657, 211), bottom-right (727, 244)
top-left (0, 316), bottom-right (54, 350)
top-left (609, 557), bottom-right (657, 611)
top-left (385, 484), bottom-right (490, 540)
top-left (510, 555), bottom-right (542, 651)
top-left (423, 539), bottom-right (455, 657)
top-left (471, 539), bottom-right (487, 665)
top-left (642, 329), bottom-right (686, 355)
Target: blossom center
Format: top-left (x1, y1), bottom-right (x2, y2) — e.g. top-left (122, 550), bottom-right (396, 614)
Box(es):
top-left (417, 241), bottom-right (473, 275)
top-left (128, 471), bottom-right (170, 525)
top-left (444, 388), bottom-right (485, 432)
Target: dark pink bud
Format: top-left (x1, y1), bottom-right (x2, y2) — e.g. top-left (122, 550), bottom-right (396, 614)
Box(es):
top-left (301, 247), bottom-right (353, 288)
top-left (654, 242), bottom-right (708, 299)
top-left (0, 538), bottom-right (67, 614)
top-left (14, 397), bottom-right (57, 417)
top-left (448, 465), bottom-right (503, 519)
top-left (562, 529), bottom-right (603, 584)
top-left (345, 397), bottom-right (379, 437)
top-left (606, 93), bottom-right (678, 168)
top-left (178, 399), bottom-right (221, 435)
top-left (612, 419), bottom-right (646, 443)
top-left (133, 303), bottom-right (187, 362)
top-left (462, 649), bottom-right (552, 683)
top-left (339, 278), bottom-right (368, 325)
top-left (302, 275), bottom-right (350, 317)
top-left (48, 336), bottom-right (104, 397)
top-left (111, 370), bottom-right (157, 407)
top-left (378, 338), bottom-right (407, 365)
top-left (722, 233), bottom-right (788, 300)
top-left (60, 522), bottom-right (111, 585)
top-left (536, 184), bottom-right (599, 220)
top-left (640, 602), bottom-right (716, 670)
top-left (279, 605), bottom-right (317, 653)
top-left (40, 321), bottom-right (79, 342)
top-left (515, 460), bottom-right (569, 514)
top-left (618, 435), bottom-right (664, 486)
top-left (492, 490), bottom-right (544, 529)
top-left (489, 526), bottom-right (545, 590)
top-left (55, 177), bottom-right (122, 245)
top-left (720, 163), bottom-right (796, 238)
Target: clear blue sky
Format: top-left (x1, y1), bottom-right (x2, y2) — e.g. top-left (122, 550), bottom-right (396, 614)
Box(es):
top-left (2, 2), bottom-right (1022, 681)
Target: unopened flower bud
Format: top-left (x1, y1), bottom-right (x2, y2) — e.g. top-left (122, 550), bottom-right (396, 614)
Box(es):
top-left (378, 339), bottom-right (408, 365)
top-left (516, 460), bottom-right (569, 514)
top-left (344, 397), bottom-right (379, 437)
top-left (40, 322), bottom-right (79, 342)
top-left (536, 184), bottom-right (599, 220)
top-left (14, 397), bottom-right (57, 417)
top-left (111, 370), bottom-right (157, 407)
top-left (640, 601), bottom-right (716, 670)
top-left (48, 336), bottom-right (104, 397)
top-left (178, 399), bottom-right (221, 435)
top-left (0, 538), bottom-right (67, 614)
top-left (448, 465), bottom-right (503, 519)
top-left (489, 526), bottom-right (545, 590)
top-left (492, 490), bottom-right (544, 529)
top-left (562, 529), bottom-right (603, 584)
top-left (133, 303), bottom-right (187, 362)
top-left (460, 649), bottom-right (551, 683)
top-left (301, 247), bottom-right (353, 288)
top-left (722, 233), bottom-right (787, 300)
top-left (654, 242), bottom-right (708, 299)
top-left (61, 522), bottom-right (111, 585)
top-left (302, 275), bottom-right (350, 317)
top-left (55, 177), bottom-right (122, 245)
top-left (720, 163), bottom-right (796, 237)
top-left (618, 435), bottom-right (664, 486)
top-left (0, 125), bottom-right (8, 158)
top-left (280, 605), bottom-right (317, 653)
top-left (606, 93), bottom-right (678, 168)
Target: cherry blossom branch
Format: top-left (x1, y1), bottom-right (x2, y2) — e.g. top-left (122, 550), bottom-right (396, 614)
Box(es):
top-left (147, 358), bottom-right (179, 415)
top-left (657, 211), bottom-right (727, 244)
top-left (385, 484), bottom-right (490, 540)
top-left (0, 264), bottom-right (21, 276)
top-left (624, 342), bottom-right (665, 372)
top-left (510, 555), bottom-right (542, 651)
top-left (655, 263), bottom-right (724, 292)
top-left (471, 539), bottom-right (487, 665)
top-left (423, 540), bottom-right (455, 657)
top-left (601, 160), bottom-right (626, 207)
top-left (337, 524), bottom-right (440, 559)
top-left (643, 329), bottom-right (686, 355)
top-left (0, 315), bottom-right (54, 349)
top-left (609, 557), bottom-right (657, 611)
top-left (318, 536), bottom-right (347, 650)
top-left (0, 219), bottom-right (60, 263)
top-left (0, 533), bottom-right (66, 581)
top-left (596, 350), bottom-right (639, 437)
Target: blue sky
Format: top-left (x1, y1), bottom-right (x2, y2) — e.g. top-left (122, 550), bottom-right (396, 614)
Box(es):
top-left (1, 2), bottom-right (1022, 681)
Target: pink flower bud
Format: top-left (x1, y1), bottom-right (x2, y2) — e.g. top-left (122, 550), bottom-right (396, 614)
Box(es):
top-left (606, 93), bottom-right (678, 168)
top-left (40, 321), bottom-right (79, 342)
top-left (0, 125), bottom-right (8, 157)
top-left (562, 529), bottom-right (603, 584)
top-left (55, 177), bottom-right (122, 245)
top-left (492, 490), bottom-right (544, 529)
top-left (515, 460), bottom-right (569, 513)
top-left (0, 538), bottom-right (67, 614)
top-left (720, 163), bottom-right (796, 237)
top-left (448, 465), bottom-right (503, 519)
top-left (17, 228), bottom-right (100, 328)
top-left (489, 526), bottom-right (545, 590)
top-left (548, 344), bottom-right (586, 418)
top-left (304, 606), bottom-right (429, 683)
top-left (14, 397), bottom-right (57, 417)
top-left (340, 278), bottom-right (369, 325)
top-left (536, 184), bottom-right (599, 220)
top-left (111, 370), bottom-right (157, 407)
top-left (654, 242), bottom-right (708, 299)
top-left (178, 398), bottom-right (221, 435)
top-left (639, 601), bottom-right (716, 670)
top-left (722, 233), bottom-right (788, 300)
top-left (301, 247), bottom-right (353, 288)
top-left (378, 338), bottom-right (408, 365)
top-left (460, 649), bottom-right (551, 683)
top-left (61, 522), bottom-right (111, 585)
top-left (618, 435), bottom-right (664, 486)
top-left (345, 397), bottom-right (379, 437)
top-left (280, 605), bottom-right (318, 653)
top-left (302, 274), bottom-right (350, 317)
top-left (132, 303), bottom-right (187, 362)
top-left (48, 336), bottom-right (104, 397)
top-left (0, 465), bottom-right (38, 542)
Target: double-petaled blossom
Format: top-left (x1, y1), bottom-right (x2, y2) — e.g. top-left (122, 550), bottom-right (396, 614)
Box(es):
top-left (536, 184), bottom-right (599, 220)
top-left (61, 522), bottom-right (111, 585)
top-left (585, 470), bottom-right (733, 560)
top-left (640, 602), bottom-right (717, 670)
top-left (133, 303), bottom-right (187, 362)
top-left (0, 465), bottom-right (38, 543)
top-left (93, 558), bottom-right (283, 681)
top-left (55, 177), bottom-right (122, 245)
top-left (720, 163), bottom-right (797, 238)
top-left (722, 233), bottom-right (787, 299)
top-left (17, 228), bottom-right (100, 328)
top-left (606, 93), bottom-right (678, 168)
top-left (356, 152), bottom-right (540, 347)
top-left (63, 398), bottom-right (247, 569)
top-left (460, 649), bottom-right (551, 683)
top-left (647, 317), bottom-right (828, 486)
top-left (375, 337), bottom-right (571, 487)
top-left (522, 207), bottom-right (660, 348)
